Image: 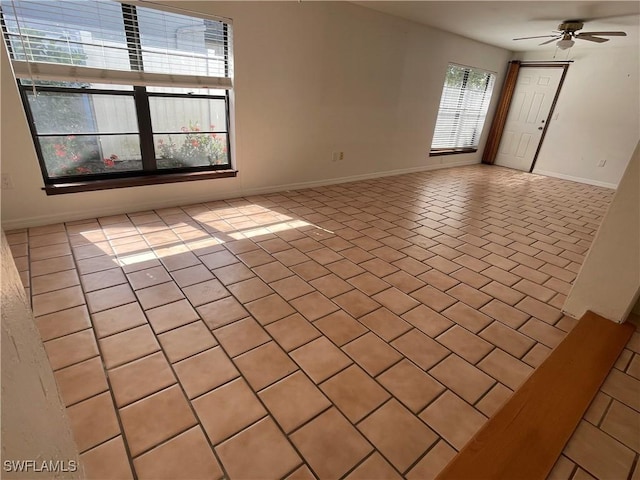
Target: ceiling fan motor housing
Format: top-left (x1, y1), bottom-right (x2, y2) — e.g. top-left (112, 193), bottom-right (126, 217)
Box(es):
top-left (558, 21), bottom-right (585, 34)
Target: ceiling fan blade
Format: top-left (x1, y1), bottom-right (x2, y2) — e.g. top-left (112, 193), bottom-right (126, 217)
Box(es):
top-left (577, 35), bottom-right (610, 43)
top-left (513, 35), bottom-right (560, 40)
top-left (577, 31), bottom-right (627, 36)
top-left (539, 37), bottom-right (562, 45)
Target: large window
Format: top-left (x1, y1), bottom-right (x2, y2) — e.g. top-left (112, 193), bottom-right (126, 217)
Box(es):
top-left (1, 0), bottom-right (234, 192)
top-left (431, 64), bottom-right (496, 155)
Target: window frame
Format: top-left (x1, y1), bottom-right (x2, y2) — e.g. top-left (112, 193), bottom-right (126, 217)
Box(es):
top-left (430, 63), bottom-right (496, 157)
top-left (2, 1), bottom-right (236, 194)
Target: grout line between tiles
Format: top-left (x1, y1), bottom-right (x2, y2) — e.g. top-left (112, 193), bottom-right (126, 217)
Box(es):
top-left (415, 387), bottom-right (450, 419)
top-left (61, 384), bottom-right (111, 410)
top-left (21, 167), bottom-right (619, 480)
top-left (77, 432), bottom-right (121, 457)
top-left (134, 222), bottom-right (333, 477)
top-left (48, 351), bottom-right (101, 374)
top-left (404, 433), bottom-right (458, 478)
top-left (118, 225), bottom-right (235, 480)
top-left (62, 224), bottom-right (140, 480)
top-left (627, 454), bottom-right (639, 480)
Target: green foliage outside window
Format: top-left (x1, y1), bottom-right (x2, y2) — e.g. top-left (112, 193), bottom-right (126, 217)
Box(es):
top-left (13, 27), bottom-right (88, 87)
top-left (445, 64), bottom-right (492, 91)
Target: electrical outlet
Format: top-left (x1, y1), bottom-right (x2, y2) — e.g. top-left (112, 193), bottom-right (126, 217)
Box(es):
top-left (1, 174), bottom-right (13, 190)
top-left (597, 160), bottom-right (607, 167)
top-left (332, 151), bottom-right (344, 162)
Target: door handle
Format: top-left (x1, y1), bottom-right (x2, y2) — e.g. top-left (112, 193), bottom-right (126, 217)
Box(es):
top-left (538, 127), bottom-right (543, 130)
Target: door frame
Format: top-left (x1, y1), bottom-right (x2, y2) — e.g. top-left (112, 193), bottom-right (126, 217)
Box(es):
top-left (483, 61), bottom-right (570, 172)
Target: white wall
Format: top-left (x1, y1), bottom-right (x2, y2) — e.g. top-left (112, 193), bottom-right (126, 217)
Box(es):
top-left (512, 47), bottom-right (640, 189)
top-left (1, 232), bottom-right (82, 479)
top-left (1, 1), bottom-right (511, 229)
top-left (563, 141), bottom-right (640, 323)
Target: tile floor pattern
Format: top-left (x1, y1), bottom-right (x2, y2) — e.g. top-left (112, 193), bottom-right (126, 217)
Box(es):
top-left (6, 164), bottom-right (634, 479)
top-left (550, 325), bottom-right (640, 480)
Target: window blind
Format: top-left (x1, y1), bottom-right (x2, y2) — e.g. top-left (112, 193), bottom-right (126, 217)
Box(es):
top-left (431, 64), bottom-right (495, 150)
top-left (1, 0), bottom-right (232, 88)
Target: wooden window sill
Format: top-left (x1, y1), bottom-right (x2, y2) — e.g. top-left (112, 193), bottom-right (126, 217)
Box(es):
top-left (43, 169), bottom-right (238, 195)
top-left (429, 148), bottom-right (478, 157)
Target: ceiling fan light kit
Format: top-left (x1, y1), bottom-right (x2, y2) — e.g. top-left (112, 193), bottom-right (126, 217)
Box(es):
top-left (513, 20), bottom-right (627, 50)
top-left (556, 38), bottom-right (575, 50)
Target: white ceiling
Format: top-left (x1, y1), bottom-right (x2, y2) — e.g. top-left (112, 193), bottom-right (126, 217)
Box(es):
top-left (352, 1), bottom-right (640, 51)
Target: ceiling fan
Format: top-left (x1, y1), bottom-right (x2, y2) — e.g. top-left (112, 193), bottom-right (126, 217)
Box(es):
top-left (513, 21), bottom-right (627, 50)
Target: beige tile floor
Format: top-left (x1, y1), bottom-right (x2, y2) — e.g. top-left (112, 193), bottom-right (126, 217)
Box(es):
top-left (551, 325), bottom-right (640, 480)
top-left (6, 164), bottom-right (637, 479)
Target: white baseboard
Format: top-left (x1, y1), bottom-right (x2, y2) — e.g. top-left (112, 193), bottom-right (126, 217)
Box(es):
top-left (1, 159), bottom-right (480, 230)
top-left (243, 158), bottom-right (480, 196)
top-left (533, 169), bottom-right (618, 190)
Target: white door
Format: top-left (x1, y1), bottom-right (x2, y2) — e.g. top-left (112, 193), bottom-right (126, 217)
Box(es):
top-left (495, 67), bottom-right (564, 171)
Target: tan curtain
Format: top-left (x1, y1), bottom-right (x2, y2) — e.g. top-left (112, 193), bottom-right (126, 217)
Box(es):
top-left (482, 61), bottom-right (521, 165)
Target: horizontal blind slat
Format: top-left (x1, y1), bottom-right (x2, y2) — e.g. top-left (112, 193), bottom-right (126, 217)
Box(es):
top-left (431, 64), bottom-right (496, 150)
top-left (11, 60), bottom-right (233, 89)
top-left (1, 0), bottom-right (232, 85)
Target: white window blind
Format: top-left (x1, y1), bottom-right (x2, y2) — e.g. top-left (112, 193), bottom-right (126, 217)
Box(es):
top-left (431, 64), bottom-right (495, 150)
top-left (1, 0), bottom-right (233, 89)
